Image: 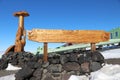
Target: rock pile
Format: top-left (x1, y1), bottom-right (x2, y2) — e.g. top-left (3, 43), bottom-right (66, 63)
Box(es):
top-left (0, 50), bottom-right (104, 80)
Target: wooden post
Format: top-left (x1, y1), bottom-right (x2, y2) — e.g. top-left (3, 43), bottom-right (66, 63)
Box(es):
top-left (43, 42), bottom-right (48, 62)
top-left (5, 11), bottom-right (29, 54)
top-left (91, 43), bottom-right (96, 52)
top-left (14, 11), bottom-right (29, 52)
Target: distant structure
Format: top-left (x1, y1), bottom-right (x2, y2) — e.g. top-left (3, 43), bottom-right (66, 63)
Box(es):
top-left (110, 27), bottom-right (120, 39)
top-left (36, 47), bottom-right (54, 54)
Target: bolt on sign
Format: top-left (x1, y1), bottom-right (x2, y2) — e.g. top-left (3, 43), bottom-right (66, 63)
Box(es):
top-left (28, 29), bottom-right (110, 43)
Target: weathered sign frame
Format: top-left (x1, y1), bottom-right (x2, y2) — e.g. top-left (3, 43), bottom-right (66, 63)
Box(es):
top-left (28, 29), bottom-right (110, 61)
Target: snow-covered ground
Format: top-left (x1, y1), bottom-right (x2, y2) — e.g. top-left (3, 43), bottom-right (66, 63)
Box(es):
top-left (0, 48), bottom-right (120, 80)
top-left (0, 74), bottom-right (15, 80)
top-left (101, 48), bottom-right (120, 59)
top-left (90, 64), bottom-right (120, 80)
top-left (69, 64), bottom-right (120, 80)
top-left (0, 64), bottom-right (21, 80)
top-left (6, 64), bottom-right (21, 70)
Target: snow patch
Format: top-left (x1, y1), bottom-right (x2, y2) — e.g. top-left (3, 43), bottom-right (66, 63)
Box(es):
top-left (69, 75), bottom-right (89, 80)
top-left (90, 64), bottom-right (120, 80)
top-left (0, 74), bottom-right (15, 80)
top-left (6, 64), bottom-right (21, 70)
top-left (101, 48), bottom-right (120, 59)
top-left (69, 64), bottom-right (120, 80)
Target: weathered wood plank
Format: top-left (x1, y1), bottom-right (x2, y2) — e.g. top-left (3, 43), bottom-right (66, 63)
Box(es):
top-left (28, 29), bottom-right (110, 43)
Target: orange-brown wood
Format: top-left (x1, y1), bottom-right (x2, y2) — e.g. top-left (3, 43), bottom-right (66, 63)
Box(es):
top-left (14, 11), bottom-right (29, 52)
top-left (5, 11), bottom-right (29, 54)
top-left (5, 45), bottom-right (15, 54)
top-left (28, 29), bottom-right (110, 43)
top-left (43, 42), bottom-right (48, 62)
top-left (91, 43), bottom-right (96, 51)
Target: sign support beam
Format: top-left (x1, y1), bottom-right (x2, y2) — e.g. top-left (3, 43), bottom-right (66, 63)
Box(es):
top-left (43, 42), bottom-right (48, 62)
top-left (91, 43), bottom-right (96, 52)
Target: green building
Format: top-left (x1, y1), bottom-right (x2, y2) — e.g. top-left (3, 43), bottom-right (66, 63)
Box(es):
top-left (109, 27), bottom-right (120, 39)
top-left (36, 47), bottom-right (54, 54)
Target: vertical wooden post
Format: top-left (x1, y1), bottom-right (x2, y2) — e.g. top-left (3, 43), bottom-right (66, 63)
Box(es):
top-left (14, 11), bottom-right (29, 52)
top-left (91, 43), bottom-right (96, 52)
top-left (43, 42), bottom-right (48, 62)
top-left (19, 16), bottom-right (24, 28)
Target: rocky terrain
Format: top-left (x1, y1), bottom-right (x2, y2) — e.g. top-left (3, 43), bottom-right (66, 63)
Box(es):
top-left (0, 50), bottom-right (104, 80)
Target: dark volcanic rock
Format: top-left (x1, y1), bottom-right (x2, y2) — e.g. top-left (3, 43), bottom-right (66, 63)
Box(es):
top-left (90, 62), bottom-right (102, 72)
top-left (47, 64), bottom-right (62, 73)
top-left (91, 51), bottom-right (104, 63)
top-left (25, 61), bottom-right (42, 69)
top-left (2, 52), bottom-right (14, 60)
top-left (49, 55), bottom-right (60, 64)
top-left (11, 59), bottom-right (18, 65)
top-left (29, 77), bottom-right (36, 80)
top-left (67, 53), bottom-right (78, 62)
top-left (25, 61), bottom-right (37, 69)
top-left (52, 73), bottom-right (61, 77)
top-left (34, 62), bottom-right (42, 69)
top-left (60, 55), bottom-right (68, 64)
top-left (78, 52), bottom-right (91, 64)
top-left (81, 62), bottom-right (90, 74)
top-left (42, 73), bottom-right (55, 80)
top-left (44, 76), bottom-right (55, 80)
top-left (33, 68), bottom-right (43, 80)
top-left (15, 66), bottom-right (34, 80)
top-left (42, 62), bottom-right (49, 68)
top-left (63, 62), bottom-right (80, 72)
top-left (0, 59), bottom-right (8, 70)
top-left (61, 73), bottom-right (71, 80)
top-left (0, 50), bottom-right (105, 80)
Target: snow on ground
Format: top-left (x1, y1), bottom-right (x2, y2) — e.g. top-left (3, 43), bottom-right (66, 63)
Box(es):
top-left (69, 64), bottom-right (120, 80)
top-left (0, 74), bottom-right (15, 80)
top-left (6, 64), bottom-right (21, 70)
top-left (69, 75), bottom-right (89, 80)
top-left (90, 64), bottom-right (120, 80)
top-left (0, 64), bottom-right (21, 80)
top-left (101, 48), bottom-right (120, 59)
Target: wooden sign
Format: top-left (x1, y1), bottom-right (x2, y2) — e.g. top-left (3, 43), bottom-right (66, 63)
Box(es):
top-left (28, 29), bottom-right (110, 43)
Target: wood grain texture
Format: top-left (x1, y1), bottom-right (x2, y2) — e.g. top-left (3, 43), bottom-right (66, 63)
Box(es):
top-left (28, 29), bottom-right (110, 43)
